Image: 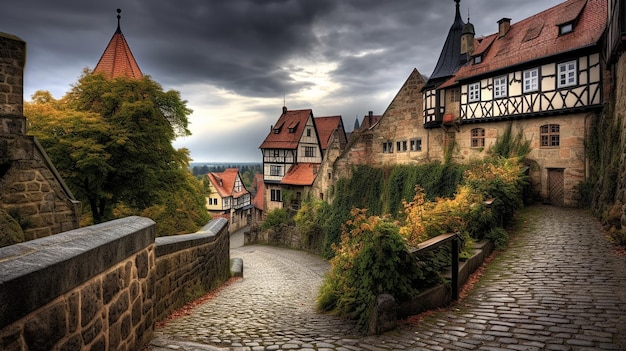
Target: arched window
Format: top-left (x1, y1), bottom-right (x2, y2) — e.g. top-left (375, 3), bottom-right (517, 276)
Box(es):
top-left (471, 128), bottom-right (485, 148)
top-left (540, 124), bottom-right (560, 147)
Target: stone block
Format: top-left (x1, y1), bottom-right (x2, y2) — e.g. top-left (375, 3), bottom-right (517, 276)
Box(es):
top-left (367, 294), bottom-right (397, 335)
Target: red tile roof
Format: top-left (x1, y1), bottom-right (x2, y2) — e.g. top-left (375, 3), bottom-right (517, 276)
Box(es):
top-left (207, 168), bottom-right (249, 199)
top-left (281, 163), bottom-right (317, 186)
top-left (358, 113), bottom-right (382, 131)
top-left (259, 109), bottom-right (313, 149)
top-left (440, 0), bottom-right (606, 88)
top-left (314, 115), bottom-right (346, 151)
top-left (252, 174), bottom-right (264, 210)
top-left (94, 14), bottom-right (143, 79)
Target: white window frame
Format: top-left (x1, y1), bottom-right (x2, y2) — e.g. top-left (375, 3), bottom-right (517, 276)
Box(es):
top-left (493, 76), bottom-right (507, 99)
top-left (270, 165), bottom-right (282, 177)
top-left (304, 146), bottom-right (315, 157)
top-left (523, 68), bottom-right (539, 92)
top-left (558, 60), bottom-right (577, 88)
top-left (410, 138), bottom-right (422, 151)
top-left (468, 82), bottom-right (480, 102)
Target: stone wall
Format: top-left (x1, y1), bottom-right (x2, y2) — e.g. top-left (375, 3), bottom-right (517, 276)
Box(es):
top-left (0, 216), bottom-right (156, 351)
top-left (315, 63), bottom-right (592, 207)
top-left (0, 32), bottom-right (80, 245)
top-left (154, 218), bottom-right (230, 323)
top-left (0, 216), bottom-right (230, 351)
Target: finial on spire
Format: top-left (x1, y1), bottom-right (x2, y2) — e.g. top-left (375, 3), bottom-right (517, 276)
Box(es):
top-left (116, 8), bottom-right (122, 32)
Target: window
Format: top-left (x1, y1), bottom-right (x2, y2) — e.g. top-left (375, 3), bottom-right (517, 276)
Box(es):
top-left (540, 124), bottom-right (560, 147)
top-left (273, 149), bottom-right (280, 157)
top-left (493, 76), bottom-right (507, 98)
top-left (234, 179), bottom-right (242, 192)
top-left (306, 128), bottom-right (311, 137)
top-left (396, 141), bottom-right (407, 152)
top-left (558, 60), bottom-right (577, 88)
top-left (270, 189), bottom-right (282, 202)
top-left (305, 146), bottom-right (315, 157)
top-left (471, 128), bottom-right (485, 148)
top-left (270, 165), bottom-right (282, 176)
top-left (449, 88), bottom-right (460, 103)
top-left (468, 82), bottom-right (480, 102)
top-left (559, 23), bottom-right (573, 35)
top-left (383, 141), bottom-right (393, 153)
top-left (410, 138), bottom-right (422, 151)
top-left (523, 69), bottom-right (539, 92)
top-left (474, 55), bottom-right (482, 64)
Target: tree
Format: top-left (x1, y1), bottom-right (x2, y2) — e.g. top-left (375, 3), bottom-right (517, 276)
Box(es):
top-left (26, 71), bottom-right (210, 234)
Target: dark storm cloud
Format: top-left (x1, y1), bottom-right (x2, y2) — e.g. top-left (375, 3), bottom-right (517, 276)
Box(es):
top-left (2, 0), bottom-right (564, 161)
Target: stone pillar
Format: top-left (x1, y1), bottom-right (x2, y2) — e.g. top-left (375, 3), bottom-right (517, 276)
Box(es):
top-left (0, 32), bottom-right (26, 135)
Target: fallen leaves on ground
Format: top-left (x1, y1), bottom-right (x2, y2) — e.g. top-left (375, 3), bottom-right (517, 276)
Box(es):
top-left (156, 277), bottom-right (242, 329)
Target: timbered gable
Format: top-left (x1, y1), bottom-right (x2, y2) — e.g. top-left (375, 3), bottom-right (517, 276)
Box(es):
top-left (459, 52), bottom-right (603, 122)
top-left (429, 0), bottom-right (606, 127)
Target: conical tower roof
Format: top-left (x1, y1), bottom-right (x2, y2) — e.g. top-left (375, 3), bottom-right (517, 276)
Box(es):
top-left (423, 0), bottom-right (466, 90)
top-left (93, 9), bottom-right (143, 79)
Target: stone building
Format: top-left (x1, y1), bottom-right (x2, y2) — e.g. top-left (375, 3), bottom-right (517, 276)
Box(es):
top-left (314, 0), bottom-right (608, 208)
top-left (0, 33), bottom-right (80, 245)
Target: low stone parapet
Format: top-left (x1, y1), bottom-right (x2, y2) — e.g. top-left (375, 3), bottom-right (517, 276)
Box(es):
top-left (0, 216), bottom-right (156, 350)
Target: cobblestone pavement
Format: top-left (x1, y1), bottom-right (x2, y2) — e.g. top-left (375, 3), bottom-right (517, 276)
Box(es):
top-left (151, 205), bottom-right (626, 350)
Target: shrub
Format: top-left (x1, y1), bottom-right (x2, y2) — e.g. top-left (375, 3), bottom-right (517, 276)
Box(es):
top-left (317, 209), bottom-right (423, 329)
top-left (260, 208), bottom-right (290, 231)
top-left (485, 227), bottom-right (509, 249)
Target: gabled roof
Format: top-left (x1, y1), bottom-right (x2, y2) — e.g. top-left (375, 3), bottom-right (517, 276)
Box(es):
top-left (440, 0), bottom-right (606, 88)
top-left (207, 168), bottom-right (249, 199)
top-left (358, 112), bottom-right (382, 131)
top-left (259, 108), bottom-right (313, 150)
top-left (314, 115), bottom-right (346, 151)
top-left (281, 163), bottom-right (317, 186)
top-left (94, 10), bottom-right (143, 79)
top-left (423, 0), bottom-right (467, 89)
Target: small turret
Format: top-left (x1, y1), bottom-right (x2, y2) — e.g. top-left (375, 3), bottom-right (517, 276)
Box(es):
top-left (461, 15), bottom-right (475, 55)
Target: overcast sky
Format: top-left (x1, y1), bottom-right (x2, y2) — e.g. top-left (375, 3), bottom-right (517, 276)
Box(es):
top-left (3, 0), bottom-right (563, 163)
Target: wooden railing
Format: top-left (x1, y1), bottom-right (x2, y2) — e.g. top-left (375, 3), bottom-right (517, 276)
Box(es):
top-left (409, 233), bottom-right (462, 301)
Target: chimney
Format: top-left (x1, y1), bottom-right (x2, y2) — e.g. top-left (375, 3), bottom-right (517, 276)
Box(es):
top-left (368, 111), bottom-right (373, 117)
top-left (282, 106), bottom-right (288, 114)
top-left (498, 18), bottom-right (511, 37)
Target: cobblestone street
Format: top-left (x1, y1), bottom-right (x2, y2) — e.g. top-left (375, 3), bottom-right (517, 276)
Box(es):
top-left (151, 205), bottom-right (626, 350)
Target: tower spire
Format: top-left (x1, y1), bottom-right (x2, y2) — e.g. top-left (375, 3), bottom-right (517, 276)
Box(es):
top-left (93, 8), bottom-right (143, 79)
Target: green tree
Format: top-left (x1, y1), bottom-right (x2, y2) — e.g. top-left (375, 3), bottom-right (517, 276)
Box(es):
top-left (26, 72), bottom-right (210, 234)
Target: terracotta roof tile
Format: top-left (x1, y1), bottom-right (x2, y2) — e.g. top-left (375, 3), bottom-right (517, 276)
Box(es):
top-left (281, 163), bottom-right (317, 186)
top-left (94, 17), bottom-right (143, 79)
top-left (440, 0), bottom-right (606, 88)
top-left (259, 109), bottom-right (312, 149)
top-left (207, 168), bottom-right (249, 199)
top-left (314, 115), bottom-right (346, 151)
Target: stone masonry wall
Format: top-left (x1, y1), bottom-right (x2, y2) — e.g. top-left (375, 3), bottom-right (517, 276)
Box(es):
top-left (154, 218), bottom-right (230, 323)
top-left (0, 32), bottom-right (80, 244)
top-left (0, 216), bottom-right (156, 351)
top-left (0, 217), bottom-right (230, 351)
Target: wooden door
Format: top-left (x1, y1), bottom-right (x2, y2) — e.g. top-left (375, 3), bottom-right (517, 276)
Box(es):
top-left (548, 168), bottom-right (564, 206)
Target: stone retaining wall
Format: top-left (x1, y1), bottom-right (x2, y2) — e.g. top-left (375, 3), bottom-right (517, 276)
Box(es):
top-left (154, 218), bottom-right (230, 323)
top-left (0, 216), bottom-right (230, 351)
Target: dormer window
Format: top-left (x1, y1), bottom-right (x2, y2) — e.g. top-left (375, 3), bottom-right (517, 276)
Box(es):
top-left (559, 22), bottom-right (573, 35)
top-left (474, 55), bottom-right (483, 64)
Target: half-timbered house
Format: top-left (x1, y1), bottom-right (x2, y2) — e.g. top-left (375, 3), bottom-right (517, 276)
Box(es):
top-left (259, 107), bottom-right (346, 211)
top-left (206, 168), bottom-right (252, 232)
top-left (423, 0), bottom-right (607, 206)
